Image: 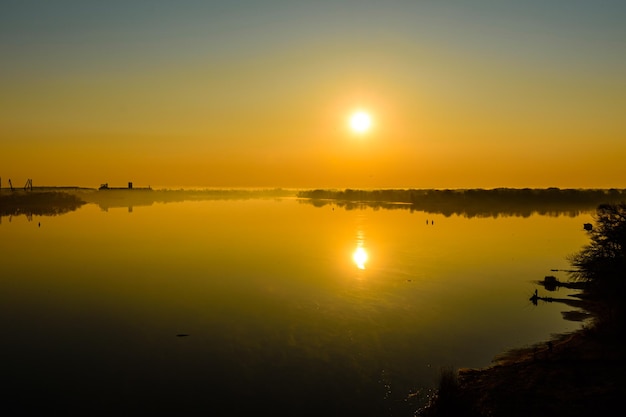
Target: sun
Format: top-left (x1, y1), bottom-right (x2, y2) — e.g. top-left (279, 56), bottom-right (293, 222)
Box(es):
top-left (349, 111), bottom-right (372, 134)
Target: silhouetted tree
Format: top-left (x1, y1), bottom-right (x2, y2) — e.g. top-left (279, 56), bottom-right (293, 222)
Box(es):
top-left (569, 203), bottom-right (626, 296)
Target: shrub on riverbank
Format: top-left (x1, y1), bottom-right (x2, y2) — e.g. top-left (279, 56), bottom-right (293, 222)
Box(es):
top-left (568, 203), bottom-right (626, 297)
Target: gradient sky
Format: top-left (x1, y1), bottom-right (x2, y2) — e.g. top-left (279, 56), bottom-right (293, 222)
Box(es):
top-left (1, 0), bottom-right (625, 189)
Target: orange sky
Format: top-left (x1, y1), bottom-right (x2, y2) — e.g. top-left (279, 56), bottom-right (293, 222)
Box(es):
top-left (1, 1), bottom-right (625, 189)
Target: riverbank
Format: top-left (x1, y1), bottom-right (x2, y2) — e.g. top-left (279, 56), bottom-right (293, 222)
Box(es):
top-left (0, 190), bottom-right (85, 217)
top-left (419, 293), bottom-right (625, 416)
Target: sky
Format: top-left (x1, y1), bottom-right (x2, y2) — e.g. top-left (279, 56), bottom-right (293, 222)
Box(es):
top-left (1, 0), bottom-right (625, 190)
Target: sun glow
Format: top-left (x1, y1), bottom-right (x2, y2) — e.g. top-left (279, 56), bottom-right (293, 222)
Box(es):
top-left (349, 111), bottom-right (372, 134)
top-left (352, 246), bottom-right (369, 270)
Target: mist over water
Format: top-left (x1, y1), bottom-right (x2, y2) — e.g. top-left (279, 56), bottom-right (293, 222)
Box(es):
top-left (0, 192), bottom-right (595, 415)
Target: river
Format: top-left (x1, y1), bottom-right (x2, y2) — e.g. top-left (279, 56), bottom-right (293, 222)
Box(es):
top-left (0, 193), bottom-right (593, 416)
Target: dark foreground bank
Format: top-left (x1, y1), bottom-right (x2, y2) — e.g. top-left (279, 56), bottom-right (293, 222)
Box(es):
top-left (419, 294), bottom-right (625, 417)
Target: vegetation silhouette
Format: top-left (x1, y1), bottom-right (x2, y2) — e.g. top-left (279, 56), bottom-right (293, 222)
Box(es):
top-left (297, 188), bottom-right (626, 218)
top-left (0, 190), bottom-right (85, 220)
top-left (568, 203), bottom-right (626, 299)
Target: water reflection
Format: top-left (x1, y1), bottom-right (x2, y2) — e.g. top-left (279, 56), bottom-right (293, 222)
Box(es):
top-left (353, 247), bottom-right (368, 270)
top-left (352, 229), bottom-right (369, 270)
top-left (0, 197), bottom-right (595, 416)
top-left (0, 191), bottom-right (85, 222)
top-left (76, 188), bottom-right (294, 211)
top-left (297, 188), bottom-right (626, 218)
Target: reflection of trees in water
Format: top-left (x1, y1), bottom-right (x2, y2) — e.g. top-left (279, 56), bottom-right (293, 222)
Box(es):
top-left (77, 188), bottom-right (295, 211)
top-left (5, 188), bottom-right (295, 214)
top-left (0, 191), bottom-right (85, 220)
top-left (297, 188), bottom-right (626, 218)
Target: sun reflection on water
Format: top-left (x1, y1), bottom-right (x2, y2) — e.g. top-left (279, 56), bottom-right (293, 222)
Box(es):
top-left (353, 247), bottom-right (368, 270)
top-left (352, 230), bottom-right (369, 270)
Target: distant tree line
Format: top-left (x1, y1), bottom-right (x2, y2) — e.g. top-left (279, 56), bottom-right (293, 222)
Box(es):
top-left (0, 191), bottom-right (85, 217)
top-left (297, 188), bottom-right (626, 218)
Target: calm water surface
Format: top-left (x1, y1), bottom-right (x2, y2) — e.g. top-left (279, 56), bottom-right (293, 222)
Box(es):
top-left (0, 197), bottom-right (593, 415)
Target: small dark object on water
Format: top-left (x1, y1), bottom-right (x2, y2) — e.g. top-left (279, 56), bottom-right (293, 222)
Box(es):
top-left (176, 334), bottom-right (189, 337)
top-left (544, 275), bottom-right (557, 284)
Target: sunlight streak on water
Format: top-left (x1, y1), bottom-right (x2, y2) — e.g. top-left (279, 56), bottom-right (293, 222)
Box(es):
top-left (353, 229), bottom-right (369, 270)
top-left (353, 246), bottom-right (368, 270)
